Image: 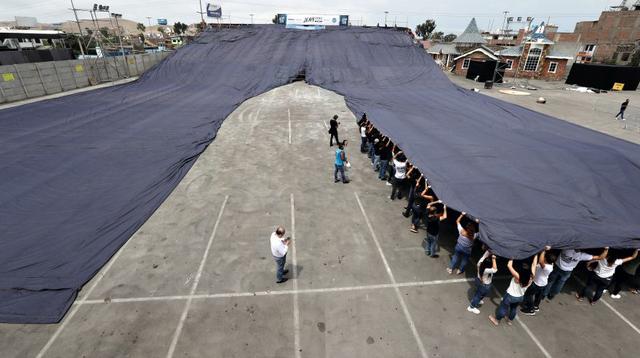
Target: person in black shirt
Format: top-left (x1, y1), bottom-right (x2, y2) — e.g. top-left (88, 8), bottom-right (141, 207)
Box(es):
top-left (357, 113), bottom-right (367, 127)
top-left (410, 180), bottom-right (435, 233)
top-left (615, 99), bottom-right (629, 120)
top-left (378, 138), bottom-right (392, 180)
top-left (403, 172), bottom-right (423, 218)
top-left (424, 200), bottom-right (447, 257)
top-left (329, 114), bottom-right (340, 146)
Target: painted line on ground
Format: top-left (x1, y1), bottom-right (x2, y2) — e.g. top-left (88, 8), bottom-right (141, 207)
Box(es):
top-left (290, 194), bottom-right (301, 358)
top-left (490, 286), bottom-right (552, 358)
top-left (166, 195), bottom-right (229, 358)
top-left (36, 218), bottom-right (139, 358)
top-left (288, 108), bottom-right (292, 144)
top-left (78, 278), bottom-right (479, 305)
top-left (573, 276), bottom-right (640, 336)
top-left (323, 120), bottom-right (328, 130)
top-left (354, 192), bottom-right (428, 358)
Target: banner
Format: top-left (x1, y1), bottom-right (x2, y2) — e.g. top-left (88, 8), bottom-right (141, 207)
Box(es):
top-left (285, 14), bottom-right (341, 27)
top-left (157, 18), bottom-right (167, 25)
top-left (207, 4), bottom-right (222, 18)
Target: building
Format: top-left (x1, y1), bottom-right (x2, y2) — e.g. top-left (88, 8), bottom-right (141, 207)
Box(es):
top-left (0, 28), bottom-right (66, 50)
top-left (450, 23), bottom-right (579, 81)
top-left (570, 7), bottom-right (640, 64)
top-left (427, 18), bottom-right (486, 69)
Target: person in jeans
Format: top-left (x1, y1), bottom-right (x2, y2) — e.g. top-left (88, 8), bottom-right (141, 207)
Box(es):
top-left (489, 256), bottom-right (537, 326)
top-left (543, 248), bottom-right (607, 300)
top-left (521, 247), bottom-right (556, 315)
top-left (424, 200), bottom-right (447, 257)
top-left (615, 99), bottom-right (629, 120)
top-left (609, 255), bottom-right (640, 298)
top-left (409, 183), bottom-right (433, 233)
top-left (372, 138), bottom-right (382, 172)
top-left (367, 126), bottom-right (378, 160)
top-left (468, 250), bottom-right (497, 314)
top-left (447, 212), bottom-right (479, 275)
top-left (389, 152), bottom-right (408, 200)
top-left (378, 138), bottom-right (392, 180)
top-left (403, 172), bottom-right (423, 218)
top-left (270, 226), bottom-right (291, 284)
top-left (577, 249), bottom-right (638, 304)
top-left (334, 141), bottom-right (349, 184)
top-left (359, 123), bottom-right (368, 153)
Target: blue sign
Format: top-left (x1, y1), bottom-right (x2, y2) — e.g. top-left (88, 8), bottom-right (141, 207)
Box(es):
top-left (157, 18), bottom-right (167, 25)
top-left (207, 3), bottom-right (222, 18)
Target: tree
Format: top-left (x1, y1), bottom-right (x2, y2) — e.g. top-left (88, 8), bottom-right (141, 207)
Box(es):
top-left (99, 27), bottom-right (110, 38)
top-left (136, 23), bottom-right (146, 33)
top-left (431, 31), bottom-right (444, 40)
top-left (444, 33), bottom-right (457, 42)
top-left (415, 19), bottom-right (436, 40)
top-left (173, 22), bottom-right (188, 35)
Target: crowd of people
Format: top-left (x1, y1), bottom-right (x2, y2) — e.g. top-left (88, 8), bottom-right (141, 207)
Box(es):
top-left (326, 112), bottom-right (640, 327)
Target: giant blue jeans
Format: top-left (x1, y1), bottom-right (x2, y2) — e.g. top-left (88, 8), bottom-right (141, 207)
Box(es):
top-left (449, 244), bottom-right (472, 273)
top-left (495, 293), bottom-right (523, 321)
top-left (274, 254), bottom-right (287, 281)
top-left (543, 267), bottom-right (572, 299)
top-left (470, 278), bottom-right (492, 309)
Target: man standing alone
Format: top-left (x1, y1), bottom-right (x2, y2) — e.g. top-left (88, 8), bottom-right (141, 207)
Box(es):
top-left (329, 115), bottom-right (340, 146)
top-left (270, 226), bottom-right (291, 283)
top-left (615, 99), bottom-right (629, 120)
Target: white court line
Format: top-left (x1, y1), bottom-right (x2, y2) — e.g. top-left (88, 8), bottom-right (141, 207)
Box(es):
top-left (490, 286), bottom-right (552, 358)
top-left (288, 108), bottom-right (292, 145)
top-left (36, 222), bottom-right (138, 358)
top-left (322, 120), bottom-right (329, 130)
top-left (79, 278), bottom-right (478, 305)
top-left (354, 192), bottom-right (428, 358)
top-left (573, 277), bottom-right (640, 335)
top-left (290, 194), bottom-right (301, 358)
top-left (166, 195), bottom-right (229, 358)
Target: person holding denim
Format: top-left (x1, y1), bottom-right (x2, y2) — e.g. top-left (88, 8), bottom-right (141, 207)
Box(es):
top-left (424, 200), bottom-right (447, 257)
top-left (543, 248), bottom-right (607, 300)
top-left (468, 250), bottom-right (497, 314)
top-left (489, 256), bottom-right (537, 326)
top-left (378, 138), bottom-right (392, 180)
top-left (447, 212), bottom-right (479, 275)
top-left (270, 226), bottom-right (291, 284)
top-left (521, 247), bottom-right (555, 315)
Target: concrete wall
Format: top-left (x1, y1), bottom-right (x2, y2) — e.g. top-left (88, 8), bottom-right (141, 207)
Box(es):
top-left (0, 52), bottom-right (169, 103)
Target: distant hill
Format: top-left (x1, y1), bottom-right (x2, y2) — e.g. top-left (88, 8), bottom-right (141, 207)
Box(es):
top-left (0, 18), bottom-right (196, 36)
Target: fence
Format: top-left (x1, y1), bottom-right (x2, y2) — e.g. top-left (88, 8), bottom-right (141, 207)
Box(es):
top-left (0, 52), bottom-right (169, 104)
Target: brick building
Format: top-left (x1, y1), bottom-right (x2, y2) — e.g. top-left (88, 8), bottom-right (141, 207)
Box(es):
top-left (569, 8), bottom-right (640, 65)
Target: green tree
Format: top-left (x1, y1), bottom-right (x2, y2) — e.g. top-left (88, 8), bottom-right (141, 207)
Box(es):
top-left (431, 31), bottom-right (444, 40)
top-left (415, 19), bottom-right (436, 40)
top-left (444, 33), bottom-right (457, 42)
top-left (173, 22), bottom-right (188, 35)
top-left (136, 22), bottom-right (146, 33)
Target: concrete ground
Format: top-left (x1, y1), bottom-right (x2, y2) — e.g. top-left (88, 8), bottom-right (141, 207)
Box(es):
top-left (2, 80), bottom-right (640, 358)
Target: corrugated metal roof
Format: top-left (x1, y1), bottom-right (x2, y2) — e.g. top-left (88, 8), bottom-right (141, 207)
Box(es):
top-left (496, 45), bottom-right (523, 57)
top-left (547, 42), bottom-right (580, 59)
top-left (426, 43), bottom-right (460, 55)
top-left (453, 18), bottom-right (486, 44)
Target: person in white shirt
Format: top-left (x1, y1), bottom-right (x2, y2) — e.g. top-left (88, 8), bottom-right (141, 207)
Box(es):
top-left (270, 226), bottom-right (291, 283)
top-left (521, 246), bottom-right (556, 315)
top-left (577, 248), bottom-right (638, 304)
top-left (489, 256), bottom-right (537, 326)
top-left (543, 248), bottom-right (607, 300)
top-left (359, 124), bottom-right (368, 153)
top-left (390, 151), bottom-right (409, 200)
top-left (467, 250), bottom-right (497, 314)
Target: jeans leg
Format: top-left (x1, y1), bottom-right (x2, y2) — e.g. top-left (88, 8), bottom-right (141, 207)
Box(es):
top-left (379, 160), bottom-right (388, 179)
top-left (449, 250), bottom-right (460, 270)
top-left (508, 297), bottom-right (523, 321)
top-left (373, 155), bottom-right (380, 171)
top-left (470, 279), bottom-right (489, 308)
top-left (458, 251), bottom-right (470, 273)
top-left (275, 256), bottom-right (286, 281)
top-left (338, 165), bottom-right (346, 182)
top-left (549, 268), bottom-right (572, 298)
top-left (521, 285), bottom-right (535, 312)
top-left (581, 272), bottom-right (596, 298)
top-left (428, 234), bottom-right (439, 256)
top-left (390, 177), bottom-right (398, 199)
top-left (334, 164), bottom-right (339, 181)
top-left (533, 285), bottom-right (545, 307)
top-left (593, 277), bottom-right (610, 302)
top-left (495, 294), bottom-right (511, 321)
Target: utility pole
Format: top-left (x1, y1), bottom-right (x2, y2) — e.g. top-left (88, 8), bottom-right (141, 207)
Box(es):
top-left (111, 12), bottom-right (129, 77)
top-left (198, 0), bottom-right (205, 23)
top-left (69, 0), bottom-right (86, 56)
top-left (501, 11), bottom-right (509, 33)
top-left (250, 14), bottom-right (254, 24)
top-left (384, 11), bottom-right (388, 27)
top-left (146, 16), bottom-right (152, 26)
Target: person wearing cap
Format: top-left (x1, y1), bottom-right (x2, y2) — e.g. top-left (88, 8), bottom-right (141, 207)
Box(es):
top-left (329, 115), bottom-right (340, 147)
top-left (270, 226), bottom-right (291, 284)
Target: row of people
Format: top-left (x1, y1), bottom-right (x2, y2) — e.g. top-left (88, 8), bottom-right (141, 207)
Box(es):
top-left (351, 113), bottom-right (640, 327)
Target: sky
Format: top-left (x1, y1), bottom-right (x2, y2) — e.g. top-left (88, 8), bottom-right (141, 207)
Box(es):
top-left (0, 0), bottom-right (624, 34)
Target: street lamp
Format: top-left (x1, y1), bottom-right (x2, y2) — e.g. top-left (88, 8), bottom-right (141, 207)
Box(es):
top-left (250, 14), bottom-right (254, 24)
top-left (384, 11), bottom-right (388, 27)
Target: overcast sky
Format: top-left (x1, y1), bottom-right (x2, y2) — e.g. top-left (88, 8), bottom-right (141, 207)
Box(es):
top-left (1, 0), bottom-right (622, 34)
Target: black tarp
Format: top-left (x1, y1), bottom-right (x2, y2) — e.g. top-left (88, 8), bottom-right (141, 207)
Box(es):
top-left (566, 63), bottom-right (640, 91)
top-left (0, 48), bottom-right (74, 65)
top-left (1, 26), bottom-right (640, 324)
top-left (465, 60), bottom-right (506, 83)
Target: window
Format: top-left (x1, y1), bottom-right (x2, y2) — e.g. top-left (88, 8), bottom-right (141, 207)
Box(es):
top-left (548, 62), bottom-right (558, 73)
top-left (505, 59), bottom-right (513, 70)
top-left (621, 53), bottom-right (631, 62)
top-left (462, 58), bottom-right (471, 69)
top-left (584, 44), bottom-right (595, 52)
top-left (523, 48), bottom-right (542, 71)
